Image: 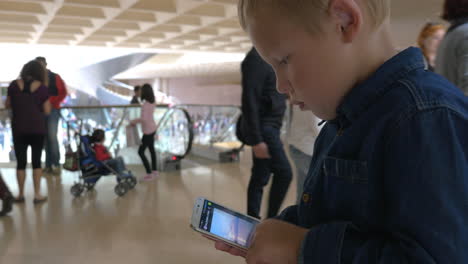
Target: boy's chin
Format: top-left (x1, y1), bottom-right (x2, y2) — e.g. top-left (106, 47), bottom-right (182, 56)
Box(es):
top-left (299, 103), bottom-right (310, 111)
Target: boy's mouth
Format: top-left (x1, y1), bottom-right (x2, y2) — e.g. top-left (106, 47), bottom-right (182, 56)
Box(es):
top-left (292, 101), bottom-right (306, 110)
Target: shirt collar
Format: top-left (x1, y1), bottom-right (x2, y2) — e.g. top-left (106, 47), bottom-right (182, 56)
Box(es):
top-left (336, 47), bottom-right (426, 126)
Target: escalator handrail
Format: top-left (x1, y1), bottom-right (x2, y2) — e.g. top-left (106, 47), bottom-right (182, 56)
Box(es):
top-left (60, 104), bottom-right (170, 110)
top-left (156, 105), bottom-right (194, 159)
top-left (176, 104), bottom-right (240, 108)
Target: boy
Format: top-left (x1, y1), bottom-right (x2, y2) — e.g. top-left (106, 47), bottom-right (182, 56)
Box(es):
top-left (211, 0), bottom-right (468, 263)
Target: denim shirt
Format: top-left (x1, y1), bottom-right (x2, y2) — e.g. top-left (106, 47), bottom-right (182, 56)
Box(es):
top-left (278, 48), bottom-right (468, 263)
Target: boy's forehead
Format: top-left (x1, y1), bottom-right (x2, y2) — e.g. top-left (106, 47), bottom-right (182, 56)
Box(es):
top-left (248, 17), bottom-right (305, 49)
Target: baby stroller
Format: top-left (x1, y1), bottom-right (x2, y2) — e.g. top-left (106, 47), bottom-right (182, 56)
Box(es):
top-left (69, 133), bottom-right (137, 197)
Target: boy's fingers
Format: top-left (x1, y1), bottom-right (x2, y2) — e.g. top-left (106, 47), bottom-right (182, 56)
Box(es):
top-left (214, 241), bottom-right (232, 252)
top-left (203, 235), bottom-right (247, 258)
top-left (203, 234), bottom-right (216, 241)
top-left (229, 247), bottom-right (247, 258)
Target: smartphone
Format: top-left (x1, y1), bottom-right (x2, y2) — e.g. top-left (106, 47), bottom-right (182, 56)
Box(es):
top-left (190, 197), bottom-right (260, 250)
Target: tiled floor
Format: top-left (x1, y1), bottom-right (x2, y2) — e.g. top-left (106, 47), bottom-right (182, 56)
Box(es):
top-left (0, 151), bottom-right (297, 264)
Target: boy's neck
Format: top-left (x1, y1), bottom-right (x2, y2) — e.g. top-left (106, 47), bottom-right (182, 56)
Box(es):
top-left (354, 24), bottom-right (398, 85)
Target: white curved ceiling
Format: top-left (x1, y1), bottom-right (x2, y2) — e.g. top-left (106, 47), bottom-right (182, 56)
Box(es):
top-left (0, 0), bottom-right (446, 79)
top-left (0, 0), bottom-right (249, 53)
top-left (0, 0), bottom-right (445, 54)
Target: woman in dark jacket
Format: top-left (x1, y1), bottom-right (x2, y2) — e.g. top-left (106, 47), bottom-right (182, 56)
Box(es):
top-left (5, 60), bottom-right (51, 204)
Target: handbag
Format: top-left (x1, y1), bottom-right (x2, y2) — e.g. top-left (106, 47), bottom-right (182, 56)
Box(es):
top-left (63, 146), bottom-right (78, 171)
top-left (126, 125), bottom-right (140, 147)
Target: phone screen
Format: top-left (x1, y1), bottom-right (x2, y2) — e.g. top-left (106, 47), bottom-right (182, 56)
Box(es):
top-left (199, 200), bottom-right (259, 248)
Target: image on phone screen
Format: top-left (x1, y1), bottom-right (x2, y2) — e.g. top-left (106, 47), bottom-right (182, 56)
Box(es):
top-left (198, 200), bottom-right (259, 248)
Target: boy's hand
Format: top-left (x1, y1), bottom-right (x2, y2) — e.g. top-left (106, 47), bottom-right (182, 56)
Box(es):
top-left (246, 219), bottom-right (308, 264)
top-left (210, 219), bottom-right (308, 264)
top-left (203, 235), bottom-right (247, 257)
top-left (253, 142), bottom-right (270, 159)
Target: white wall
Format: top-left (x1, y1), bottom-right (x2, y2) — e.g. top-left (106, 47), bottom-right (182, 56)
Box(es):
top-left (166, 74), bottom-right (241, 106)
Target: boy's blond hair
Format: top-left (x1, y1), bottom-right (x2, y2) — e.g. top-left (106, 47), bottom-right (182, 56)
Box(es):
top-left (238, 0), bottom-right (390, 33)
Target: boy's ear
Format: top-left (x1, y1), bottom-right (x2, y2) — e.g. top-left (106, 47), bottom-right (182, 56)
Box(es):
top-left (329, 0), bottom-right (362, 43)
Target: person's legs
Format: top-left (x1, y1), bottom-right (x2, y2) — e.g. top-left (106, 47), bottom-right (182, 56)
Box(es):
top-left (16, 170), bottom-right (26, 200)
top-left (48, 109), bottom-right (61, 169)
top-left (147, 133), bottom-right (157, 172)
top-left (114, 157), bottom-right (128, 175)
top-left (31, 135), bottom-right (46, 202)
top-left (289, 145), bottom-right (313, 204)
top-left (138, 135), bottom-right (151, 174)
top-left (104, 157), bottom-right (127, 178)
top-left (44, 115), bottom-right (52, 170)
top-left (32, 169), bottom-right (46, 201)
top-left (264, 127), bottom-right (293, 218)
top-left (247, 156), bottom-right (272, 219)
top-left (13, 134), bottom-right (27, 200)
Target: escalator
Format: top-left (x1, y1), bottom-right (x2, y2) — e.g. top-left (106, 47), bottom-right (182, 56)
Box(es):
top-left (154, 106), bottom-right (193, 171)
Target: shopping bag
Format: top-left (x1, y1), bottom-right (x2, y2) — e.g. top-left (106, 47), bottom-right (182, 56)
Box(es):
top-left (126, 125), bottom-right (140, 147)
top-left (63, 148), bottom-right (79, 171)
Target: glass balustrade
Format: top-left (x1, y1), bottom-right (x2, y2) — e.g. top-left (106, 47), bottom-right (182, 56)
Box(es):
top-left (0, 103), bottom-right (288, 165)
top-left (178, 104), bottom-right (242, 150)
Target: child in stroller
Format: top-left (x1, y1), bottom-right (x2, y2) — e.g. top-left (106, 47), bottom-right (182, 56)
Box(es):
top-left (70, 129), bottom-right (137, 197)
top-left (91, 129), bottom-right (131, 179)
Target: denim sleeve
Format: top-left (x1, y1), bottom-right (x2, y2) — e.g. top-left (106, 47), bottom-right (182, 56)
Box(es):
top-left (275, 205), bottom-right (299, 224)
top-left (299, 108), bottom-right (468, 263)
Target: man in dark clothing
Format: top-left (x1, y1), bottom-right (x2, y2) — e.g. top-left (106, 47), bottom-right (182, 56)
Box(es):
top-left (131, 85), bottom-right (141, 104)
top-left (36, 56), bottom-right (67, 176)
top-left (238, 48), bottom-right (292, 219)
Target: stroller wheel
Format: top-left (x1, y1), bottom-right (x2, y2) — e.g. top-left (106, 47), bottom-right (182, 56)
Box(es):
top-left (114, 182), bottom-right (128, 197)
top-left (71, 183), bottom-right (84, 197)
top-left (127, 177), bottom-right (137, 189)
top-left (85, 182), bottom-right (95, 191)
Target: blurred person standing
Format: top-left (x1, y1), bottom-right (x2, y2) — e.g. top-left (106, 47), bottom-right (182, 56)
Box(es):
top-left (436, 0), bottom-right (468, 95)
top-left (36, 56), bottom-right (68, 175)
top-left (131, 85), bottom-right (141, 104)
top-left (6, 60), bottom-right (50, 204)
top-left (236, 47), bottom-right (292, 219)
top-left (417, 22), bottom-right (446, 71)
